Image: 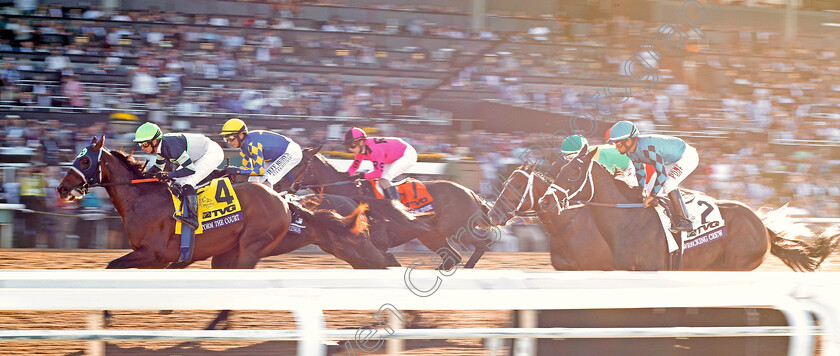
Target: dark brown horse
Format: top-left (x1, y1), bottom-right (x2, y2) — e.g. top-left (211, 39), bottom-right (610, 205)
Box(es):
top-left (537, 147), bottom-right (838, 271)
top-left (277, 146), bottom-right (496, 269)
top-left (56, 137), bottom-right (396, 328)
top-left (488, 164), bottom-right (613, 270)
top-left (56, 137), bottom-right (382, 270)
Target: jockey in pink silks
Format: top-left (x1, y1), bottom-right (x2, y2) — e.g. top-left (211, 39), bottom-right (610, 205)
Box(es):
top-left (343, 127), bottom-right (418, 201)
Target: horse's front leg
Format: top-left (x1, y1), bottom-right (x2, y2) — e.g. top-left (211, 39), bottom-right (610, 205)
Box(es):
top-left (103, 248), bottom-right (170, 325)
top-left (106, 248), bottom-right (170, 269)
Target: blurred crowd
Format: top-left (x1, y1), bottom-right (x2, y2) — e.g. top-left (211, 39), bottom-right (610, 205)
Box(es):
top-left (0, 0), bottom-right (837, 250)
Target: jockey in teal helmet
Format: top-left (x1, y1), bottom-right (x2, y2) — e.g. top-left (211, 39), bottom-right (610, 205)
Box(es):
top-left (606, 121), bottom-right (697, 233)
top-left (561, 135), bottom-right (635, 179)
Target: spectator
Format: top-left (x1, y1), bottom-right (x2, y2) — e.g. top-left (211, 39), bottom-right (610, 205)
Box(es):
top-left (61, 73), bottom-right (86, 107)
top-left (18, 165), bottom-right (48, 248)
top-left (1, 60), bottom-right (21, 88)
top-left (44, 49), bottom-right (71, 72)
top-left (130, 67), bottom-right (159, 101)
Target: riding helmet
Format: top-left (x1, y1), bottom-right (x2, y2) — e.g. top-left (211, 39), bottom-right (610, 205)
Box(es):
top-left (220, 118), bottom-right (248, 136)
top-left (343, 127), bottom-right (366, 146)
top-left (606, 121), bottom-right (639, 143)
top-left (560, 135), bottom-right (589, 155)
top-left (134, 122), bottom-right (162, 142)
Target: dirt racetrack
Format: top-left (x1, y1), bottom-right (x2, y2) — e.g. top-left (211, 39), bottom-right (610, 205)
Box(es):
top-left (1, 250), bottom-right (838, 355)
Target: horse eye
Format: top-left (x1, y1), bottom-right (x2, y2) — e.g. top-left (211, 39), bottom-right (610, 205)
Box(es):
top-left (567, 167), bottom-right (581, 181)
top-left (80, 157), bottom-right (90, 169)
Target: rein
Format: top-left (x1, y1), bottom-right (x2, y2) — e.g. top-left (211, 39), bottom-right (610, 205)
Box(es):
top-left (290, 153), bottom-right (363, 191)
top-left (570, 201), bottom-right (645, 208)
top-left (544, 157), bottom-right (646, 211)
top-left (92, 178), bottom-right (162, 187)
top-left (69, 149), bottom-right (163, 195)
top-left (298, 180), bottom-right (359, 190)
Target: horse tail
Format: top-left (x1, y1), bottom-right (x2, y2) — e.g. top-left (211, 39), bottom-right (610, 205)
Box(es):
top-left (758, 206), bottom-right (836, 272)
top-left (290, 201), bottom-right (370, 238)
top-left (766, 228), bottom-right (818, 272)
top-left (353, 196), bottom-right (432, 233)
top-left (346, 202), bottom-right (370, 235)
top-left (806, 225), bottom-right (840, 268)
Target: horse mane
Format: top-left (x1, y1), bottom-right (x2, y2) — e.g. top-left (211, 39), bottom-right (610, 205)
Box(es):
top-left (590, 158), bottom-right (644, 201)
top-left (110, 150), bottom-right (149, 179)
top-left (312, 151), bottom-right (344, 175)
top-left (518, 163), bottom-right (553, 183)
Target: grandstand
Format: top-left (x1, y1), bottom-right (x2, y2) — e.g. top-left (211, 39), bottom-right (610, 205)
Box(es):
top-left (0, 0), bottom-right (838, 245)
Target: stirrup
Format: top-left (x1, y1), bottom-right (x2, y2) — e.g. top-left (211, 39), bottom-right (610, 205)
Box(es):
top-left (174, 214), bottom-right (199, 230)
top-left (669, 220), bottom-right (692, 233)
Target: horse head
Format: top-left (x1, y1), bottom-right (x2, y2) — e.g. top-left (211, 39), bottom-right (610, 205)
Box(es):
top-left (489, 165), bottom-right (542, 226)
top-left (57, 136), bottom-right (107, 201)
top-left (277, 145), bottom-right (322, 192)
top-left (539, 144), bottom-right (597, 215)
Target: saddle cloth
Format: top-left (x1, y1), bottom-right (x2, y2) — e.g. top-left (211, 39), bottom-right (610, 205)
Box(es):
top-left (654, 191), bottom-right (728, 253)
top-left (370, 178), bottom-right (435, 214)
top-left (172, 177), bottom-right (244, 235)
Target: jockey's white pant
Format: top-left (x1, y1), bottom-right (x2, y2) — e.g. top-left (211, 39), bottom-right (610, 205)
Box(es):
top-left (247, 141), bottom-right (302, 186)
top-left (381, 144), bottom-right (417, 181)
top-left (173, 141), bottom-right (224, 188)
top-left (658, 145), bottom-right (698, 196)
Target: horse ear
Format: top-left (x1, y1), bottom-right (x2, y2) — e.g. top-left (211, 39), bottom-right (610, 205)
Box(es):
top-left (579, 142), bottom-right (589, 157)
top-left (90, 137), bottom-right (97, 145)
top-left (583, 145), bottom-right (598, 161)
top-left (93, 135), bottom-right (105, 151)
top-left (312, 145), bottom-right (323, 155)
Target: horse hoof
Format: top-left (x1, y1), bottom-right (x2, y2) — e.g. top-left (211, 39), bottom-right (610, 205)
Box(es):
top-left (103, 311), bottom-right (113, 327)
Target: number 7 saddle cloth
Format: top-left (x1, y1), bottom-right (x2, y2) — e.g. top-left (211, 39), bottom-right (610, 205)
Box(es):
top-left (171, 177), bottom-right (244, 235)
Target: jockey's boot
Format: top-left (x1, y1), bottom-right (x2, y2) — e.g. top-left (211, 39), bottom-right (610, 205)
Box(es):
top-left (667, 190), bottom-right (692, 233)
top-left (385, 186), bottom-right (400, 201)
top-left (174, 185), bottom-right (199, 231)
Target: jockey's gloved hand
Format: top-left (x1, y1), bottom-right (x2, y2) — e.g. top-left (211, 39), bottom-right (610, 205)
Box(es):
top-left (223, 166), bottom-right (241, 176)
top-left (152, 171), bottom-right (170, 182)
top-left (350, 172), bottom-right (365, 181)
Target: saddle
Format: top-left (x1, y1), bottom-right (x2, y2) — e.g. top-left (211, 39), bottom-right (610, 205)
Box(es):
top-left (654, 191), bottom-right (728, 255)
top-left (171, 177), bottom-right (244, 235)
top-left (361, 178), bottom-right (435, 214)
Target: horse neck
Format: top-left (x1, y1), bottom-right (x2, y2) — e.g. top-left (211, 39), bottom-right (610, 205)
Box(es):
top-left (529, 173), bottom-right (552, 213)
top-left (590, 163), bottom-right (635, 204)
top-left (101, 153), bottom-right (168, 220)
top-left (314, 155), bottom-right (348, 184)
top-left (586, 162), bottom-right (647, 248)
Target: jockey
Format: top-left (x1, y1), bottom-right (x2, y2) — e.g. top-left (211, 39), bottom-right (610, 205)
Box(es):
top-left (606, 121), bottom-right (698, 233)
top-left (560, 135), bottom-right (635, 179)
top-left (134, 122), bottom-right (224, 231)
top-left (219, 118), bottom-right (302, 189)
top-left (343, 127), bottom-right (418, 201)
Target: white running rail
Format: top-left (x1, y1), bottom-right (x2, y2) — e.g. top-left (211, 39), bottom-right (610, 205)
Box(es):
top-left (1, 269), bottom-right (840, 356)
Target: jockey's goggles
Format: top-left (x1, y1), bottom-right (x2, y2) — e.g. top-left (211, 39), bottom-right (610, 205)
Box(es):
top-left (614, 141), bottom-right (625, 149)
top-left (347, 140), bottom-right (362, 149)
top-left (139, 141), bottom-right (153, 148)
top-left (223, 134), bottom-right (238, 142)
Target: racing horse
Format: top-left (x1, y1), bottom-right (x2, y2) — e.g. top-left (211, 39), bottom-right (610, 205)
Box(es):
top-left (488, 163), bottom-right (613, 270)
top-left (278, 146), bottom-right (496, 269)
top-left (537, 146), bottom-right (838, 271)
top-left (56, 137), bottom-right (397, 327)
top-left (56, 137), bottom-right (388, 269)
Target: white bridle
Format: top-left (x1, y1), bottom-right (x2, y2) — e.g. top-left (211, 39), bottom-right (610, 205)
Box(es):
top-left (542, 157), bottom-right (595, 213)
top-left (67, 148), bottom-right (106, 197)
top-left (509, 169), bottom-right (535, 212)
